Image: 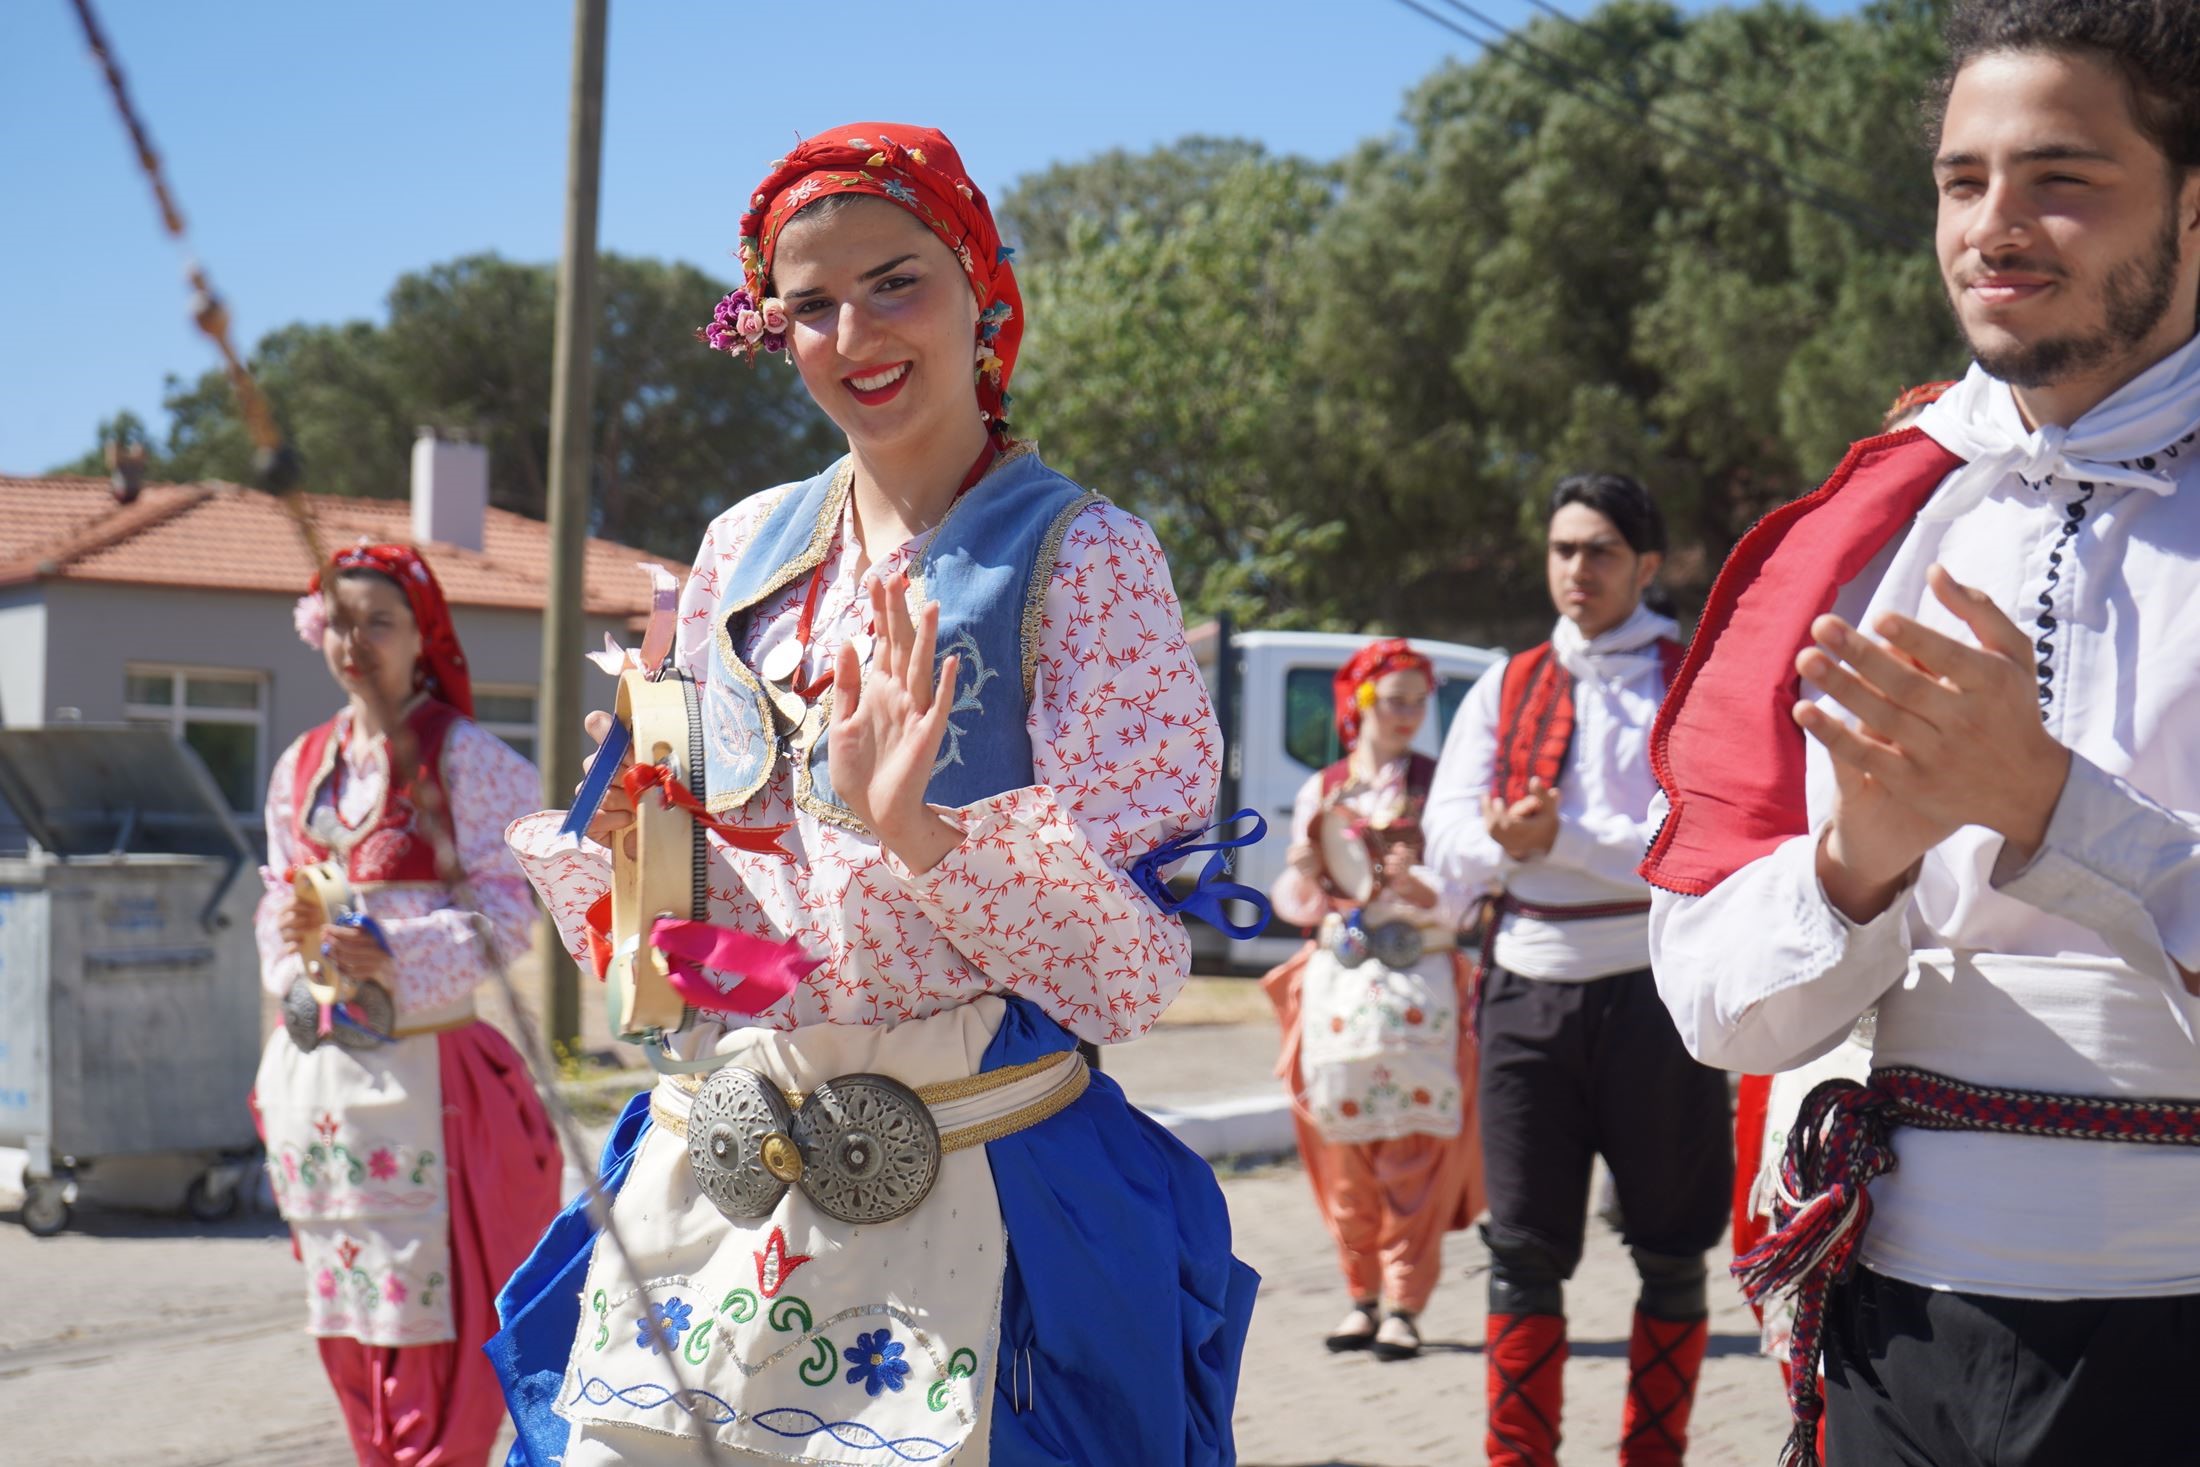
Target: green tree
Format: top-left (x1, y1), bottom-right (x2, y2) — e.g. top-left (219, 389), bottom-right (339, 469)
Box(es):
top-left (998, 136), bottom-right (1282, 264)
top-left (1015, 151), bottom-right (1351, 628)
top-left (105, 253), bottom-right (837, 557)
top-left (1304, 0), bottom-right (1959, 643)
top-left (1008, 0), bottom-right (1960, 644)
top-left (48, 408), bottom-right (166, 478)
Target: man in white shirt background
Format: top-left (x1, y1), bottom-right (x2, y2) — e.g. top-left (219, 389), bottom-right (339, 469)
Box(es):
top-left (1429, 473), bottom-right (1731, 1467)
top-left (1645, 2), bottom-right (2200, 1463)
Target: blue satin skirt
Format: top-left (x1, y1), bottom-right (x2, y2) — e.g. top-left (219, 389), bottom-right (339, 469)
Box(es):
top-left (487, 997), bottom-right (1257, 1465)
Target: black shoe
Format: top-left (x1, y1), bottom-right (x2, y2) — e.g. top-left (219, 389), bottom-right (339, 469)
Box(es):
top-left (1370, 1311), bottom-right (1422, 1361)
top-left (1324, 1303), bottom-right (1379, 1352)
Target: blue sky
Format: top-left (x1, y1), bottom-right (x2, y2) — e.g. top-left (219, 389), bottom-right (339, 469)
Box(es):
top-left (3, 0), bottom-right (1845, 475)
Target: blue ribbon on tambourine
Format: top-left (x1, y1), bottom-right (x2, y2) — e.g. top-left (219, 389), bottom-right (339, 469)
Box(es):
top-left (1128, 808), bottom-right (1272, 939)
top-left (319, 912), bottom-right (397, 1045)
top-left (332, 911), bottom-right (392, 953)
top-left (559, 717), bottom-right (633, 842)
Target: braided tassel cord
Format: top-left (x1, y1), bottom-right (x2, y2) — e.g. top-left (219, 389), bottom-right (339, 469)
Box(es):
top-left (1729, 1079), bottom-right (1901, 1467)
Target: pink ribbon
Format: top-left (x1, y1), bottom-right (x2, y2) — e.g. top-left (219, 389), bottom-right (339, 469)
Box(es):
top-left (650, 918), bottom-right (819, 1016)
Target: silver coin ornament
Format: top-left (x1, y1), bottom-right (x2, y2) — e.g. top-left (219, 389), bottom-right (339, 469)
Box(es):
top-left (1366, 920), bottom-right (1428, 971)
top-left (758, 638), bottom-right (803, 684)
top-left (329, 981), bottom-right (396, 1050)
top-left (793, 1074), bottom-right (940, 1226)
top-left (284, 977), bottom-right (397, 1052)
top-left (687, 1068), bottom-right (942, 1226)
top-left (282, 977), bottom-right (324, 1052)
top-left (688, 1065), bottom-right (800, 1220)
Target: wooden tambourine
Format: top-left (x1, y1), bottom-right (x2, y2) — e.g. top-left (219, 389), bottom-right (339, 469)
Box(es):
top-left (606, 666), bottom-right (708, 1043)
top-left (292, 861), bottom-right (356, 1004)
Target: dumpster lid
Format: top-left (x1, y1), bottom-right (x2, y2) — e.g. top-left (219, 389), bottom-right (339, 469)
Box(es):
top-left (0, 725), bottom-right (252, 861)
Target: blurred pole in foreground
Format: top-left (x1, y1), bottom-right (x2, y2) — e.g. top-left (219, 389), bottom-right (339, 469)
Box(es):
top-left (538, 0), bottom-right (608, 1053)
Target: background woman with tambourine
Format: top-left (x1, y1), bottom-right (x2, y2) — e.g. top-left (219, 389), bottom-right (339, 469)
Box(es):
top-left (1262, 638), bottom-right (1485, 1363)
top-left (252, 543), bottom-right (561, 1466)
top-left (490, 124), bottom-right (1254, 1467)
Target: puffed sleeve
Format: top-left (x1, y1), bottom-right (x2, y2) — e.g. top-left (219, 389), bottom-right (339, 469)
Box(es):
top-left (881, 501), bottom-right (1220, 1042)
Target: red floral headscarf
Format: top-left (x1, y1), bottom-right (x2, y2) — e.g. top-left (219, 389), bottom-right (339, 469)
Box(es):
top-left (311, 543), bottom-right (473, 717)
top-left (706, 123), bottom-right (1023, 439)
top-left (1333, 638), bottom-right (1435, 753)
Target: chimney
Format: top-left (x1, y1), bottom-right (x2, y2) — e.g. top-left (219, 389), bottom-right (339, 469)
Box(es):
top-left (410, 428), bottom-right (488, 552)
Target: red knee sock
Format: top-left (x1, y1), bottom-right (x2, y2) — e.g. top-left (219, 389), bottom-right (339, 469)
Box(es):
top-left (1620, 1309), bottom-right (1708, 1466)
top-left (1486, 1312), bottom-right (1566, 1467)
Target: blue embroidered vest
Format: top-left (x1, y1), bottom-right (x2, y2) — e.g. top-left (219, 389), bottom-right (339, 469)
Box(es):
top-left (703, 444), bottom-right (1100, 833)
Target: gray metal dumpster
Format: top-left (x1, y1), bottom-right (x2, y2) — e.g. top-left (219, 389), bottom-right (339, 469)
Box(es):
top-left (0, 726), bottom-right (264, 1235)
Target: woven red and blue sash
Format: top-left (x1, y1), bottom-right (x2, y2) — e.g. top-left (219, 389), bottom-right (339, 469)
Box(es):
top-left (1736, 1067), bottom-right (2200, 1467)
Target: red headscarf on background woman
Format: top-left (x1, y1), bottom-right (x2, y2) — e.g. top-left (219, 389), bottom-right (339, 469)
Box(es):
top-left (698, 123), bottom-right (1024, 440)
top-left (1332, 638), bottom-right (1434, 753)
top-left (307, 543), bottom-right (474, 717)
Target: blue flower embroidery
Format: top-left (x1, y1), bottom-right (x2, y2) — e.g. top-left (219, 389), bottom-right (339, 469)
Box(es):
top-left (843, 1328), bottom-right (910, 1396)
top-left (880, 179), bottom-right (919, 207)
top-left (635, 1297), bottom-right (694, 1354)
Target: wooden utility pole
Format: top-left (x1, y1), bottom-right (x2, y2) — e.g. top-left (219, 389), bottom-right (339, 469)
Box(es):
top-left (537, 0), bottom-right (607, 1052)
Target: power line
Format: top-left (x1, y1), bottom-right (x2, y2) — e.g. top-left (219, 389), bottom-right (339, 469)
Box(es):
top-left (1389, 0), bottom-right (1925, 250)
top-left (1429, 0), bottom-right (1922, 246)
top-left (1516, 0), bottom-right (1897, 189)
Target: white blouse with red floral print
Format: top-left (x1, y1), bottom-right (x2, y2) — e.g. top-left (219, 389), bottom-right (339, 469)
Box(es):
top-left (507, 480), bottom-right (1219, 1045)
top-left (255, 713), bottom-right (542, 1014)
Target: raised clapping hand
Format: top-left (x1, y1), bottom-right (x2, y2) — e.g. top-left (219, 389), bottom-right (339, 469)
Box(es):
top-left (1379, 842), bottom-right (1438, 909)
top-left (828, 572), bottom-right (963, 874)
top-left (1797, 564), bottom-right (2072, 923)
top-left (1482, 777), bottom-right (1560, 862)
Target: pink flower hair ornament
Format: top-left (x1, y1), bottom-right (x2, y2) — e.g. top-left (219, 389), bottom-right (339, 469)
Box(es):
top-left (696, 287), bottom-right (789, 359)
top-left (293, 590), bottom-right (329, 649)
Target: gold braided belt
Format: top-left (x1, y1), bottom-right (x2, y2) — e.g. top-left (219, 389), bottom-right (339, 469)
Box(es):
top-left (651, 1050), bottom-right (1089, 1227)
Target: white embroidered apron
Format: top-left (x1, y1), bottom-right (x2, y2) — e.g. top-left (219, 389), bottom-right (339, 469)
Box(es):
top-left (558, 997), bottom-right (1018, 1466)
top-left (1299, 913), bottom-right (1462, 1146)
top-left (257, 1025), bottom-right (456, 1345)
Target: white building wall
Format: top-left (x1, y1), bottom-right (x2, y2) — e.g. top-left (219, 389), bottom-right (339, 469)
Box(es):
top-left (0, 591), bottom-right (47, 728)
top-left (37, 580), bottom-right (627, 785)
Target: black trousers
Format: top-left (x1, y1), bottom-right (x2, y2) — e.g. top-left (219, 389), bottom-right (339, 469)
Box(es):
top-left (1825, 1266), bottom-right (2200, 1467)
top-left (1477, 965), bottom-right (1731, 1280)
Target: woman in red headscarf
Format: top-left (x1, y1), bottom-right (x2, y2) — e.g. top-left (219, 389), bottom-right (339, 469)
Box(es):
top-left (490, 125), bottom-right (1253, 1466)
top-left (1263, 639), bottom-right (1486, 1361)
top-left (253, 544), bottom-right (561, 1467)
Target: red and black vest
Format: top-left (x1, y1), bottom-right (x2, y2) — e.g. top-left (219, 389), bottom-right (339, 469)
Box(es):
top-left (1638, 429), bottom-right (1964, 895)
top-left (1489, 636), bottom-right (1686, 806)
top-left (288, 698), bottom-right (464, 885)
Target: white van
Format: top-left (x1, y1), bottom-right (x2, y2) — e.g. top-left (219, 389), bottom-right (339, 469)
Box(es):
top-left (1184, 620), bottom-right (1505, 973)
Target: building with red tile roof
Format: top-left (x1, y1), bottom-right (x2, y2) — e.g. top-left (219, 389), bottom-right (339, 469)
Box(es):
top-left (0, 456), bottom-right (680, 818)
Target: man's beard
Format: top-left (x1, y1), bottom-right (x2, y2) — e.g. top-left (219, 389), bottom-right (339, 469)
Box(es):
top-left (1953, 203), bottom-right (2184, 388)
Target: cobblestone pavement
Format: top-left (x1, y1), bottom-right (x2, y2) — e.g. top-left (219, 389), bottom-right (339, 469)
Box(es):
top-left (0, 1163), bottom-right (1790, 1466)
top-left (3, 976), bottom-right (1792, 1465)
top-left (1225, 1166), bottom-right (1788, 1466)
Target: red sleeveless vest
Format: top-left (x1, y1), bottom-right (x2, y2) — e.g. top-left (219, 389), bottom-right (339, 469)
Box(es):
top-left (1490, 636), bottom-right (1685, 806)
top-left (288, 698), bottom-right (464, 885)
top-left (1638, 429), bottom-right (1964, 896)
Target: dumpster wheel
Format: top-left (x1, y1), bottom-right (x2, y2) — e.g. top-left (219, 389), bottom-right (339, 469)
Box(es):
top-left (21, 1180), bottom-right (69, 1237)
top-left (185, 1170), bottom-right (240, 1223)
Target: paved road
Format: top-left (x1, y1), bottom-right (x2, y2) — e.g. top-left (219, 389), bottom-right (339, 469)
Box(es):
top-left (0, 1160), bottom-right (1789, 1466)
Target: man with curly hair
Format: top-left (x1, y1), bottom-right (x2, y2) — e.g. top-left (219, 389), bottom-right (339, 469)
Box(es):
top-left (1645, 2), bottom-right (2200, 1463)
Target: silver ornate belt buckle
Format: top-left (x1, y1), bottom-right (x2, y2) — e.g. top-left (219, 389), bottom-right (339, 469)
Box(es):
top-left (1366, 921), bottom-right (1428, 970)
top-left (282, 976), bottom-right (395, 1052)
top-left (688, 1067), bottom-right (941, 1226)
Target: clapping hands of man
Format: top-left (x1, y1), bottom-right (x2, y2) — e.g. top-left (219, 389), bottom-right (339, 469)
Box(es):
top-left (1796, 565), bottom-right (2071, 923)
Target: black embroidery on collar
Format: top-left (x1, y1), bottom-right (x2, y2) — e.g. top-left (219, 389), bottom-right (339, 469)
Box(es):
top-left (2033, 481), bottom-right (2098, 716)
